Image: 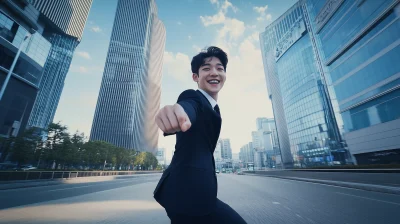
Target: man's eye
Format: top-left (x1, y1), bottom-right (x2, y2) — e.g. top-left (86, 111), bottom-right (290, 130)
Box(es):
top-left (218, 68), bottom-right (224, 71)
top-left (203, 68), bottom-right (210, 71)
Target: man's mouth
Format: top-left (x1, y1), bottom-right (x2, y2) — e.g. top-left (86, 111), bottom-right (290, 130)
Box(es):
top-left (207, 79), bottom-right (220, 84)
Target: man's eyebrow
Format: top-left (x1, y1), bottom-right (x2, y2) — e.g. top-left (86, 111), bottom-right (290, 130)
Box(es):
top-left (200, 63), bottom-right (223, 67)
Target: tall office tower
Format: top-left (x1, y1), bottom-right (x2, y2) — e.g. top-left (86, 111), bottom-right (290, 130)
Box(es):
top-left (0, 0), bottom-right (51, 161)
top-left (304, 0), bottom-right (400, 164)
top-left (258, 118), bottom-right (282, 167)
top-left (214, 141), bottom-right (222, 162)
top-left (260, 2), bottom-right (349, 168)
top-left (219, 139), bottom-right (232, 160)
top-left (27, 0), bottom-right (92, 130)
top-left (90, 0), bottom-right (166, 153)
top-left (240, 142), bottom-right (254, 164)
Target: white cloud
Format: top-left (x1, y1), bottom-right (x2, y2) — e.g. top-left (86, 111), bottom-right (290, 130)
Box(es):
top-left (90, 26), bottom-right (102, 33)
top-left (75, 51), bottom-right (91, 59)
top-left (217, 18), bottom-right (245, 40)
top-left (201, 0), bottom-right (245, 41)
top-left (200, 11), bottom-right (226, 26)
top-left (163, 52), bottom-right (193, 83)
top-left (177, 21), bottom-right (182, 25)
top-left (253, 4), bottom-right (272, 22)
top-left (248, 32), bottom-right (260, 43)
top-left (210, 0), bottom-right (219, 5)
top-left (221, 0), bottom-right (238, 13)
top-left (253, 5), bottom-right (268, 14)
top-left (192, 45), bottom-right (202, 52)
top-left (188, 35), bottom-right (192, 40)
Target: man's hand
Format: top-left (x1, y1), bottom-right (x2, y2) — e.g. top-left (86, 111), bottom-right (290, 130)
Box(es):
top-left (155, 103), bottom-right (192, 134)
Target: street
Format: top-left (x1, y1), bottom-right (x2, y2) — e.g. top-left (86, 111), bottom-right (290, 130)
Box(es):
top-left (0, 174), bottom-right (399, 224)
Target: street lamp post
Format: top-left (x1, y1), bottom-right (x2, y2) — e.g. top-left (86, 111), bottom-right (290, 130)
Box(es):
top-left (0, 34), bottom-right (31, 101)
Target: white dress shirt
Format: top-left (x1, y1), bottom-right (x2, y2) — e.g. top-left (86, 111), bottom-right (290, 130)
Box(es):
top-left (198, 88), bottom-right (218, 109)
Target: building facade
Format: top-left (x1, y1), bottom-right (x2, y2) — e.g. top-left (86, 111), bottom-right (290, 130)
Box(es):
top-left (27, 0), bottom-right (92, 130)
top-left (240, 142), bottom-right (254, 165)
top-left (219, 139), bottom-right (232, 160)
top-left (0, 0), bottom-right (51, 161)
top-left (214, 140), bottom-right (222, 162)
top-left (156, 148), bottom-right (166, 166)
top-left (260, 2), bottom-right (350, 168)
top-left (90, 0), bottom-right (166, 154)
top-left (305, 0), bottom-right (400, 164)
top-left (253, 118), bottom-right (281, 168)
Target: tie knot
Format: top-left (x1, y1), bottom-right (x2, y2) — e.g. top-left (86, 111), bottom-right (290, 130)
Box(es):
top-left (214, 105), bottom-right (220, 115)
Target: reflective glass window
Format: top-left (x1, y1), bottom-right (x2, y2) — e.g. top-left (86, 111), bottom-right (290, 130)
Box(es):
top-left (321, 0), bottom-right (395, 60)
top-left (343, 88), bottom-right (400, 131)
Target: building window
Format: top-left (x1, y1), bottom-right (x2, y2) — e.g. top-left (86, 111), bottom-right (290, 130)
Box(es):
top-left (0, 11), bottom-right (19, 43)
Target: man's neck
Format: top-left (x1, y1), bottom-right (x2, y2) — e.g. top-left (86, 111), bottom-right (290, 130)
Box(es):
top-left (200, 88), bottom-right (218, 101)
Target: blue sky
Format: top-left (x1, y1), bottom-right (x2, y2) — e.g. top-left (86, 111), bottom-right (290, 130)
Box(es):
top-left (54, 0), bottom-right (297, 161)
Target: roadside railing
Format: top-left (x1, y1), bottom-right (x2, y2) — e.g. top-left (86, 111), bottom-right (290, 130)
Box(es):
top-left (0, 170), bottom-right (162, 182)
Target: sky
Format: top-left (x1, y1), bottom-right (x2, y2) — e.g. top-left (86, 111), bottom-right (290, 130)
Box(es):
top-left (53, 0), bottom-right (297, 162)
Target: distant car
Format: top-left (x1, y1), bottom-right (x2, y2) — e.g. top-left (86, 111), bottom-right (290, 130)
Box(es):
top-left (237, 170), bottom-right (244, 175)
top-left (215, 169), bottom-right (220, 174)
top-left (20, 165), bottom-right (37, 171)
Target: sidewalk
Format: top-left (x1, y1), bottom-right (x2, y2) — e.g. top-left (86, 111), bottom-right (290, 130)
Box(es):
top-left (245, 172), bottom-right (400, 195)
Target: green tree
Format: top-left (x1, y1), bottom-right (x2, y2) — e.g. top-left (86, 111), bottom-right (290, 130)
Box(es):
top-left (41, 122), bottom-right (70, 169)
top-left (0, 135), bottom-right (14, 162)
top-left (135, 152), bottom-right (158, 170)
top-left (9, 128), bottom-right (41, 166)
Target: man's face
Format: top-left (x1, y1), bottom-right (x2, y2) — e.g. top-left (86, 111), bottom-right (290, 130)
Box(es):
top-left (192, 56), bottom-right (226, 98)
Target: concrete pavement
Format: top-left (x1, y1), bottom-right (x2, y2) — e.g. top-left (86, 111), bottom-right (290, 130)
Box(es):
top-left (0, 173), bottom-right (399, 224)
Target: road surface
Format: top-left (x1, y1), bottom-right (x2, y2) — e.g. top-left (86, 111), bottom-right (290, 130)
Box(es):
top-left (0, 173), bottom-right (399, 224)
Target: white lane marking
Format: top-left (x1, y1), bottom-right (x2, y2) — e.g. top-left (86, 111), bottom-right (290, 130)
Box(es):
top-left (47, 179), bottom-right (143, 192)
top-left (272, 202), bottom-right (280, 205)
top-left (296, 214), bottom-right (302, 218)
top-left (283, 206), bottom-right (292, 211)
top-left (335, 192), bottom-right (400, 206)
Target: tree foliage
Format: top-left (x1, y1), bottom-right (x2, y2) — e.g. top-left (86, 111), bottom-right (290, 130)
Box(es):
top-left (0, 122), bottom-right (159, 170)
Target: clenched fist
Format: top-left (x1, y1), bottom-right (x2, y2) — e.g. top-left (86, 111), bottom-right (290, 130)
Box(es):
top-left (155, 104), bottom-right (191, 134)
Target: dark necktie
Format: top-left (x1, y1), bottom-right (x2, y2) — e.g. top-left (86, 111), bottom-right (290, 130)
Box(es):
top-left (214, 104), bottom-right (220, 116)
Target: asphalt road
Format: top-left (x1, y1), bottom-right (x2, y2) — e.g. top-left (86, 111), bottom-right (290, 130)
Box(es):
top-left (0, 173), bottom-right (399, 224)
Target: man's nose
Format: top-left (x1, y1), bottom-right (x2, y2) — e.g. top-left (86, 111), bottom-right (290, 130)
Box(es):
top-left (210, 68), bottom-right (218, 76)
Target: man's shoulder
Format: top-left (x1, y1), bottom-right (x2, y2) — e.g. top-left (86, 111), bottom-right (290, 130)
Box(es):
top-left (177, 89), bottom-right (201, 101)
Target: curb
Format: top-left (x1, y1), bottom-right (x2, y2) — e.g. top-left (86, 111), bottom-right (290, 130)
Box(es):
top-left (0, 173), bottom-right (162, 191)
top-left (245, 173), bottom-right (400, 195)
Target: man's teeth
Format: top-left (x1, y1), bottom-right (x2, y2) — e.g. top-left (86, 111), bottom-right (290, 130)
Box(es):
top-left (208, 80), bottom-right (219, 84)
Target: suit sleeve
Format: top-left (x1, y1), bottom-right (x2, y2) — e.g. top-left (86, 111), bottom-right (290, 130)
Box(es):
top-left (163, 89), bottom-right (201, 137)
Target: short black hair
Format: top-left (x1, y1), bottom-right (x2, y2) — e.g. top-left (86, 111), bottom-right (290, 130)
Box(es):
top-left (191, 46), bottom-right (228, 74)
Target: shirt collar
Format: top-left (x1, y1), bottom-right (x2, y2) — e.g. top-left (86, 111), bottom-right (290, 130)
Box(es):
top-left (198, 88), bottom-right (218, 108)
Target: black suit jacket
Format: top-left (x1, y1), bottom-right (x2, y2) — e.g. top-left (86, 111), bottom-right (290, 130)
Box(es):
top-left (153, 89), bottom-right (222, 216)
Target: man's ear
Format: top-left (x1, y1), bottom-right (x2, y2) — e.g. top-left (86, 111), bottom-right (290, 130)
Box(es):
top-left (192, 73), bottom-right (199, 82)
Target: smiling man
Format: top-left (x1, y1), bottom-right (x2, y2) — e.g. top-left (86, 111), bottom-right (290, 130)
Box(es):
top-left (153, 46), bottom-right (247, 223)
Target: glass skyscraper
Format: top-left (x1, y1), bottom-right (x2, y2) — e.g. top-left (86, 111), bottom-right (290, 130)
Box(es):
top-left (0, 0), bottom-right (51, 161)
top-left (260, 2), bottom-right (350, 168)
top-left (305, 0), bottom-right (400, 164)
top-left (90, 0), bottom-right (166, 153)
top-left (27, 0), bottom-right (93, 129)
